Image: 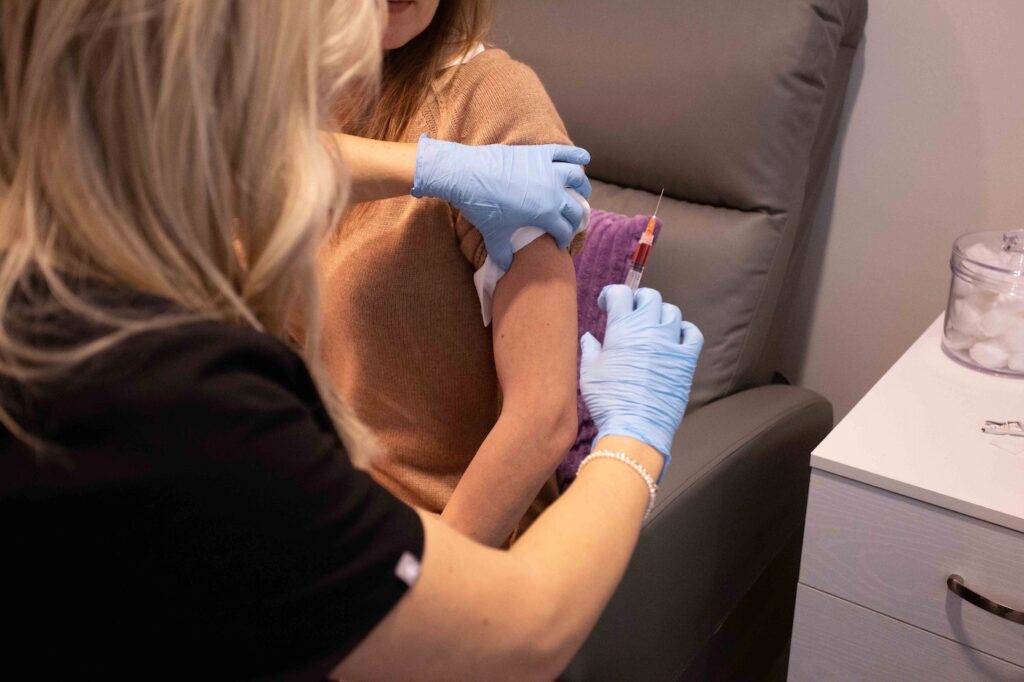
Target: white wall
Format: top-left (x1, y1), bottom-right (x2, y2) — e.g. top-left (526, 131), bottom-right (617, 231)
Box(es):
top-left (779, 0), bottom-right (1024, 420)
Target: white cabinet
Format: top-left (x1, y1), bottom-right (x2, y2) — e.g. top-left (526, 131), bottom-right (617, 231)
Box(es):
top-left (788, 316), bottom-right (1024, 680)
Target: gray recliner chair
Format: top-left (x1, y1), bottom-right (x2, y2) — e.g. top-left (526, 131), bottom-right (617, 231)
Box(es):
top-left (492, 1), bottom-right (868, 679)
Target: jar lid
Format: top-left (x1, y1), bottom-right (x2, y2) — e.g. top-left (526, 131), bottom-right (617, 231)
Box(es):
top-left (953, 230), bottom-right (1024, 290)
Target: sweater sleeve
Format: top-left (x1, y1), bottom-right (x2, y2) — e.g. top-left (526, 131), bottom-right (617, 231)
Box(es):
top-left (441, 52), bottom-right (588, 269)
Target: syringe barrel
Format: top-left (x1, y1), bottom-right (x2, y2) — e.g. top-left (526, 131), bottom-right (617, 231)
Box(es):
top-left (631, 241), bottom-right (653, 268)
top-left (624, 267), bottom-right (643, 292)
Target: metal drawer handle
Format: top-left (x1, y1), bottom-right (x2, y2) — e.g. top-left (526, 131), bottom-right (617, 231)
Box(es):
top-left (947, 574), bottom-right (1024, 625)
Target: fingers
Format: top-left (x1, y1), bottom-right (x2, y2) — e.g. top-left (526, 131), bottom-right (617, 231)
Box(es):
top-left (490, 240), bottom-right (514, 272)
top-left (632, 287), bottom-right (663, 324)
top-left (598, 284), bottom-right (635, 323)
top-left (679, 320), bottom-right (704, 354)
top-left (560, 163), bottom-right (593, 200)
top-left (600, 286), bottom-right (666, 326)
top-left (560, 197), bottom-right (584, 236)
top-left (579, 332), bottom-right (603, 366)
top-left (545, 214), bottom-right (574, 249)
top-left (548, 144), bottom-right (591, 166)
top-left (660, 303), bottom-right (682, 328)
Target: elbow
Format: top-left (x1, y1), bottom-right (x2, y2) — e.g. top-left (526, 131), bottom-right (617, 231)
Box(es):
top-left (539, 381), bottom-right (580, 457)
top-left (534, 595), bottom-right (596, 681)
top-left (505, 572), bottom-right (588, 681)
top-left (548, 395), bottom-right (579, 458)
top-left (504, 389), bottom-right (579, 463)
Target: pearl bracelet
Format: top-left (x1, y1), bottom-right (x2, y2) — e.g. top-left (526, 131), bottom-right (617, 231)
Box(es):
top-left (576, 449), bottom-right (659, 520)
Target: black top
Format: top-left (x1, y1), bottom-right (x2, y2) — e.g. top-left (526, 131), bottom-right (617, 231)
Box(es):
top-left (0, 300), bottom-right (424, 680)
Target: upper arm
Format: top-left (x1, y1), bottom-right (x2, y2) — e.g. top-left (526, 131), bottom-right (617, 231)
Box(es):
top-left (490, 236), bottom-right (578, 423)
top-left (334, 511), bottom-right (559, 682)
top-left (444, 57), bottom-right (581, 413)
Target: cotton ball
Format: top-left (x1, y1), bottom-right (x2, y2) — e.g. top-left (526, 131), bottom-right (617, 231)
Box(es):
top-left (980, 309), bottom-right (1016, 337)
top-left (963, 242), bottom-right (997, 264)
top-left (995, 293), bottom-right (1024, 313)
top-left (1001, 323), bottom-right (1024, 354)
top-left (950, 299), bottom-right (983, 336)
top-left (969, 340), bottom-right (1009, 369)
top-left (944, 329), bottom-right (974, 350)
top-left (1009, 353), bottom-right (1024, 372)
top-left (964, 288), bottom-right (997, 312)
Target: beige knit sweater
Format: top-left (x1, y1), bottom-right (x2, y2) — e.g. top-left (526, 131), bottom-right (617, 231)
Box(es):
top-left (318, 48), bottom-right (582, 528)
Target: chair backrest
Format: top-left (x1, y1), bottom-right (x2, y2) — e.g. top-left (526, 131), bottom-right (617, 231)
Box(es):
top-left (492, 0), bottom-right (867, 408)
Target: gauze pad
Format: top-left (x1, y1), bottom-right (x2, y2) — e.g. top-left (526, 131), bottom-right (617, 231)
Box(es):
top-left (473, 188), bottom-right (590, 326)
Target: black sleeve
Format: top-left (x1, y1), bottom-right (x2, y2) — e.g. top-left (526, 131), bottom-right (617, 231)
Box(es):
top-left (48, 323), bottom-right (425, 678)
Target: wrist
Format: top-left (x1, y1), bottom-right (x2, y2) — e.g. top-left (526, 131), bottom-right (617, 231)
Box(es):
top-left (592, 435), bottom-right (665, 484)
top-left (410, 133), bottom-right (445, 199)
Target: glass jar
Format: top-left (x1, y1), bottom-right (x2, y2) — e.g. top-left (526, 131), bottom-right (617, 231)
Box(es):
top-left (943, 229), bottom-right (1024, 376)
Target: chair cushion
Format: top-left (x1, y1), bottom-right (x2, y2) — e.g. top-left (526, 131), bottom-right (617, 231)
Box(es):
top-left (589, 181), bottom-right (786, 409)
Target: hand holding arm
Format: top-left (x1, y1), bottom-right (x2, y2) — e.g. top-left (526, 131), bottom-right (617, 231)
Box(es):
top-left (334, 133), bottom-right (592, 270)
top-left (412, 135), bottom-right (591, 269)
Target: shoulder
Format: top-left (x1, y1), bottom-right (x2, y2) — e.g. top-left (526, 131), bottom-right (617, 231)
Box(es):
top-left (438, 48), bottom-right (552, 111)
top-left (41, 320), bottom-right (324, 458)
top-left (104, 320), bottom-right (311, 405)
top-left (432, 48), bottom-right (570, 146)
top-left (441, 48), bottom-right (544, 91)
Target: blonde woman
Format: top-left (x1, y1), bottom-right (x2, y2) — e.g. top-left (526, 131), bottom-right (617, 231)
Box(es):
top-left (321, 0), bottom-right (588, 547)
top-left (0, 1), bottom-right (702, 680)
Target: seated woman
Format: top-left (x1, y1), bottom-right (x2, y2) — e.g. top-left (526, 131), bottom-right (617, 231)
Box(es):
top-left (319, 0), bottom-right (584, 546)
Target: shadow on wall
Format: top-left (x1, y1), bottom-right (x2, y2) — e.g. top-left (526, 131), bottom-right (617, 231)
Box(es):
top-left (772, 39), bottom-right (866, 389)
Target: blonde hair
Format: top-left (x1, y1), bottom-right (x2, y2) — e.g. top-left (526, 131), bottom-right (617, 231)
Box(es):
top-left (0, 0), bottom-right (382, 463)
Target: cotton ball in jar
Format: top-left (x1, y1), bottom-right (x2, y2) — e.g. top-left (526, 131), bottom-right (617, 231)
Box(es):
top-left (964, 287), bottom-right (998, 312)
top-left (951, 299), bottom-right (983, 336)
top-left (1001, 322), bottom-right (1024, 354)
top-left (944, 329), bottom-right (974, 350)
top-left (980, 308), bottom-right (1017, 337)
top-left (1009, 354), bottom-right (1024, 372)
top-left (969, 340), bottom-right (1010, 369)
top-left (963, 242), bottom-right (998, 264)
top-left (995, 293), bottom-right (1024, 313)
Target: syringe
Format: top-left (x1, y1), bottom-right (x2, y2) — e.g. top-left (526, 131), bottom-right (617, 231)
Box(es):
top-left (624, 188), bottom-right (664, 292)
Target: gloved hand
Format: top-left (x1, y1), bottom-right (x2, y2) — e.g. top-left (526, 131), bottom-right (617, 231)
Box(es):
top-left (410, 134), bottom-right (592, 270)
top-left (580, 285), bottom-right (704, 475)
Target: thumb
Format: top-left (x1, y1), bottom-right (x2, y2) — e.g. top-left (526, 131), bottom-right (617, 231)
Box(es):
top-left (489, 240), bottom-right (513, 272)
top-left (548, 144), bottom-right (591, 166)
top-left (579, 332), bottom-right (602, 369)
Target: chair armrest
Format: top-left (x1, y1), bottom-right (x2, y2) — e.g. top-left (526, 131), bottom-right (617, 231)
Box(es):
top-left (653, 384), bottom-right (832, 522)
top-left (561, 385), bottom-right (832, 682)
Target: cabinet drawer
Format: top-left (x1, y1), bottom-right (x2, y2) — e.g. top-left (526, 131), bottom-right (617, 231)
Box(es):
top-left (789, 584), bottom-right (1024, 681)
top-left (800, 470), bottom-right (1024, 667)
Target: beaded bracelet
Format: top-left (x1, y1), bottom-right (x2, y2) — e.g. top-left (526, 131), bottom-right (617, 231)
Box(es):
top-left (577, 449), bottom-right (658, 520)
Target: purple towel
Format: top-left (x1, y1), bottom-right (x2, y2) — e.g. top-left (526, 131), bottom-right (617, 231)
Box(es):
top-left (557, 210), bottom-right (663, 490)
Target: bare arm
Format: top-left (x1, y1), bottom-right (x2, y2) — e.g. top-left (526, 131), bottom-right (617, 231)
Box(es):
top-left (440, 235), bottom-right (579, 546)
top-left (335, 435), bottom-right (663, 682)
top-left (333, 133), bottom-right (418, 204)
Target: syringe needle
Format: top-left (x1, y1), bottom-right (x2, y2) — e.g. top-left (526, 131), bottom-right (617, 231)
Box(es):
top-left (652, 188), bottom-right (665, 219)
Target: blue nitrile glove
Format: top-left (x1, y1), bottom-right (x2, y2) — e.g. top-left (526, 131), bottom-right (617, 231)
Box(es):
top-left (410, 134), bottom-right (592, 270)
top-left (579, 285), bottom-right (704, 478)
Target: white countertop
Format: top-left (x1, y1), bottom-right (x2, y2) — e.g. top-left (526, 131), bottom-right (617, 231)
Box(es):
top-left (812, 314), bottom-right (1024, 533)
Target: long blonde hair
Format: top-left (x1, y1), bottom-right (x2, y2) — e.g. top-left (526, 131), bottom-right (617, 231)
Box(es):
top-left (0, 0), bottom-right (381, 463)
